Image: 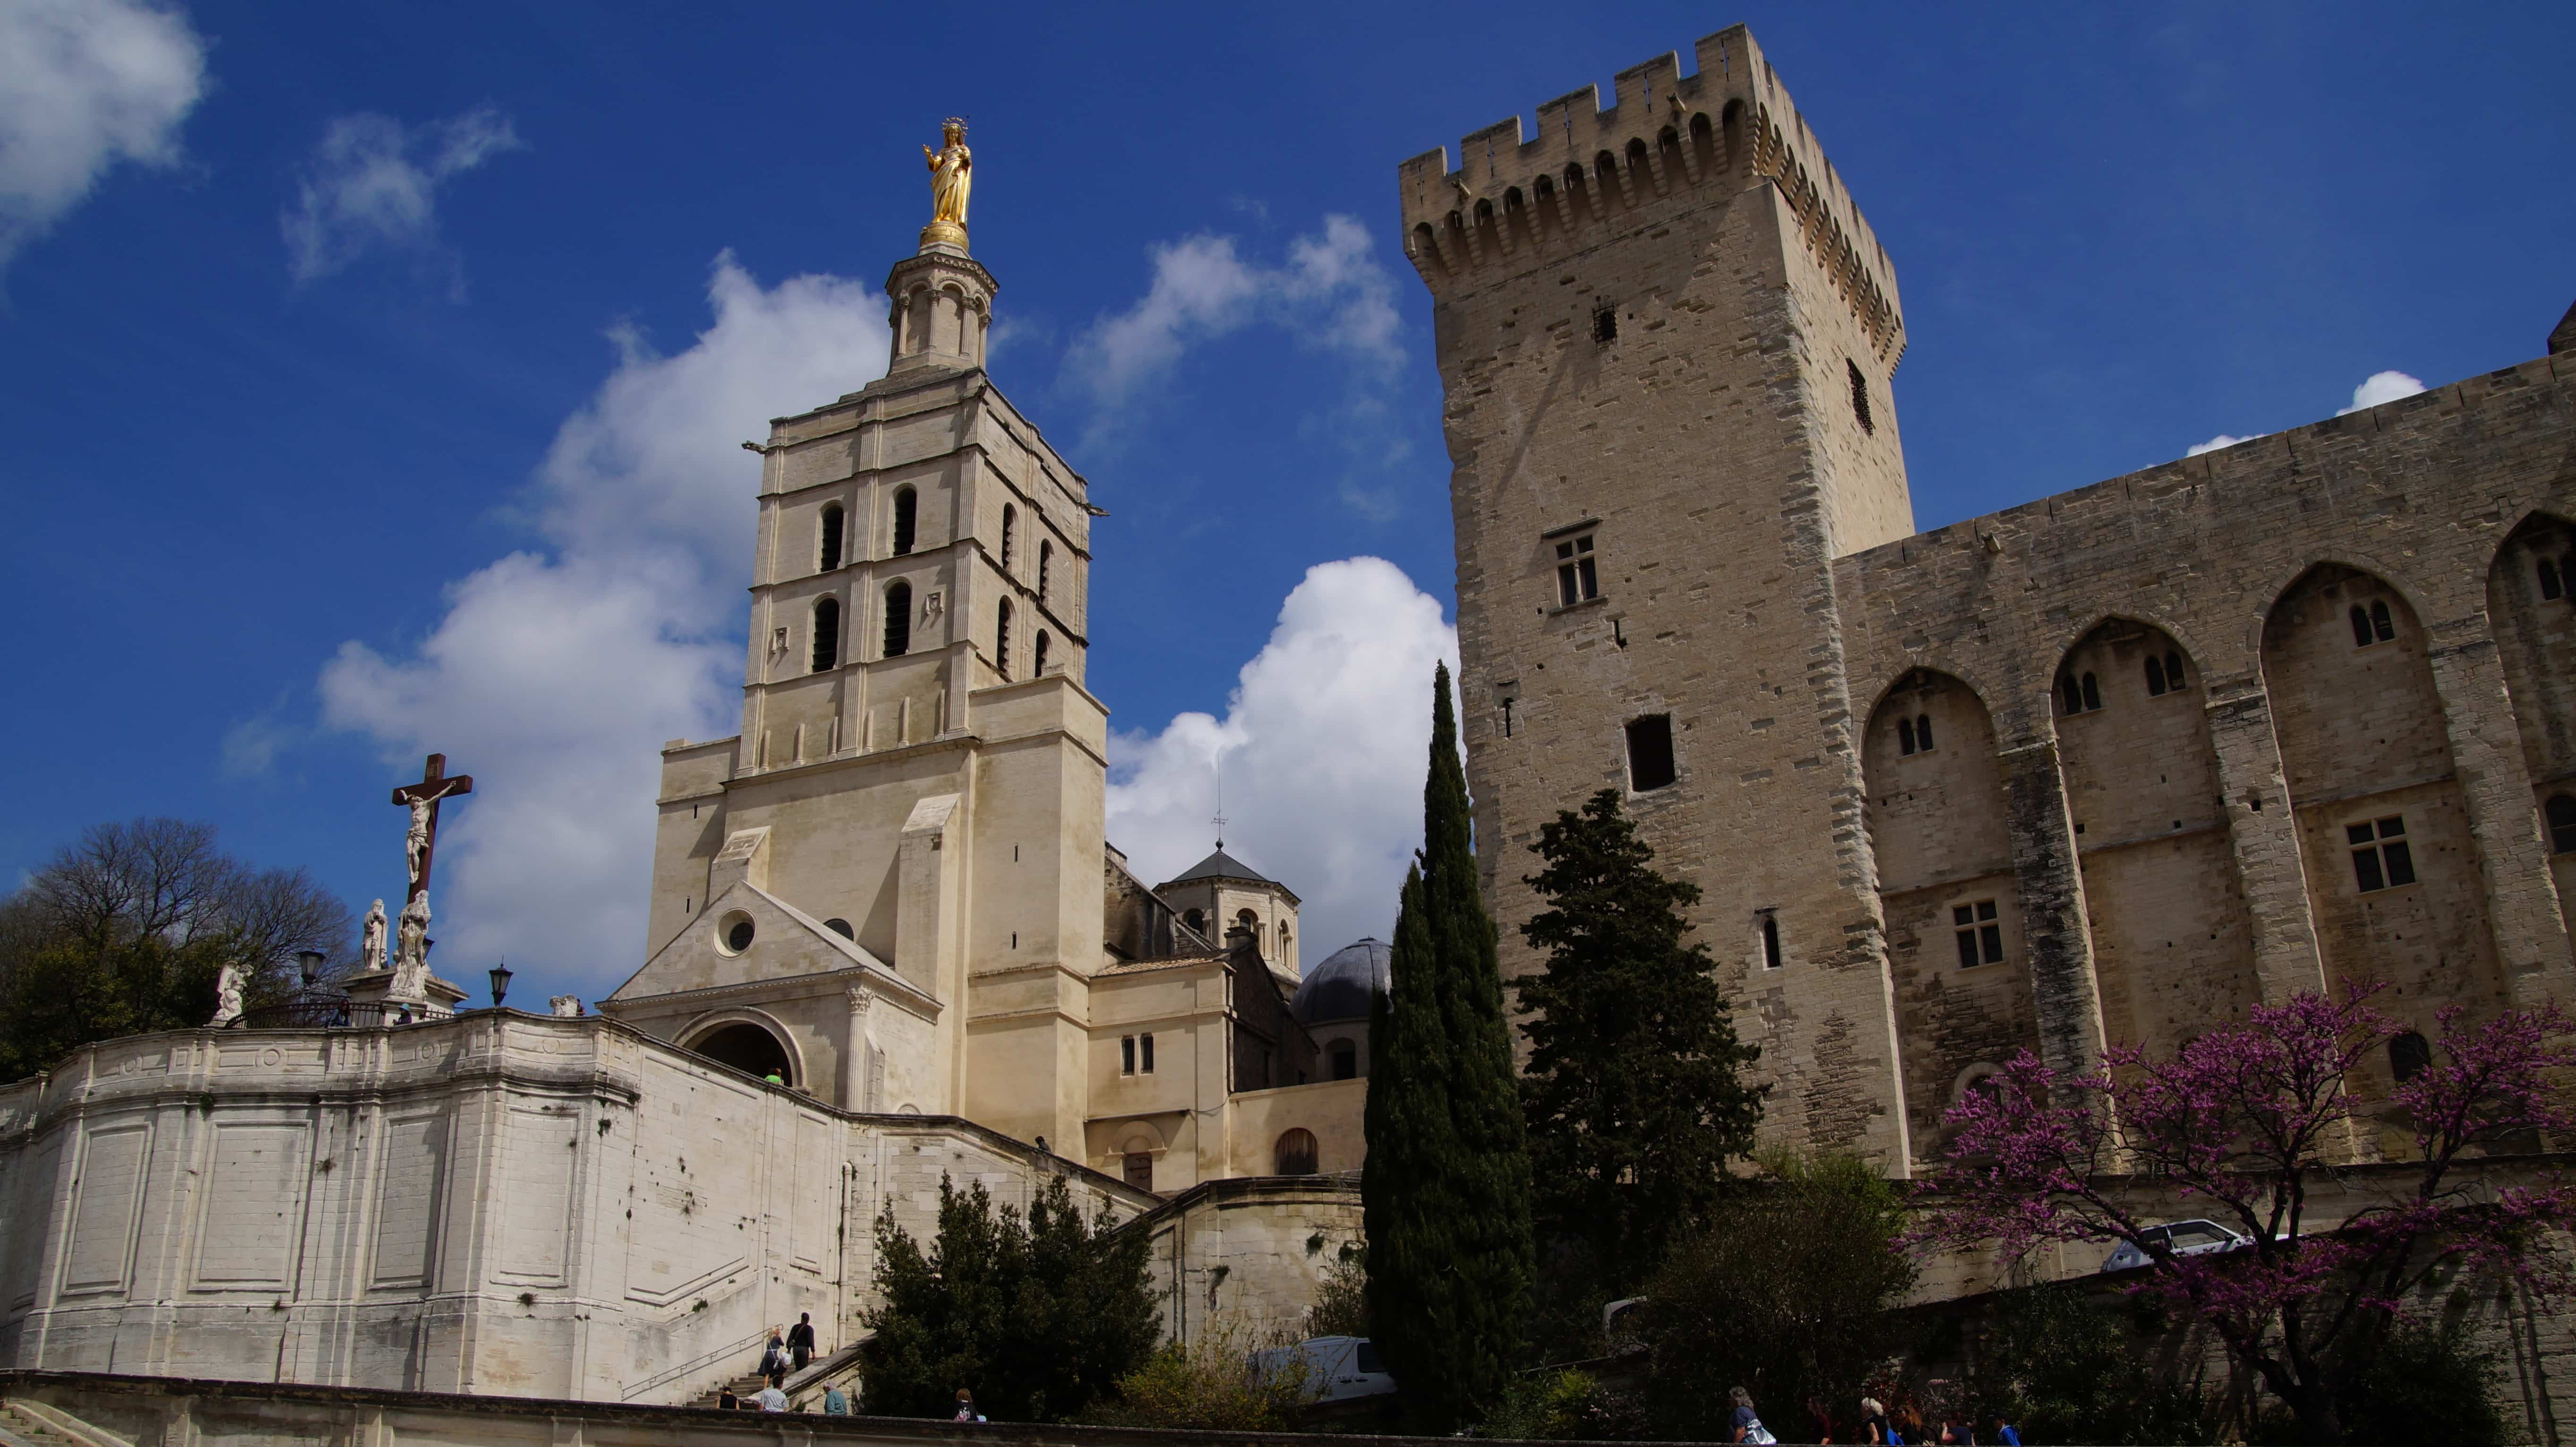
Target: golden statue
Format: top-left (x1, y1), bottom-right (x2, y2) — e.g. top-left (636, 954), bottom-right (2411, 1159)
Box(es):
top-left (922, 118), bottom-right (972, 244)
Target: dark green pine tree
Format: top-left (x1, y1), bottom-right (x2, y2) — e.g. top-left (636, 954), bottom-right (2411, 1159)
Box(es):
top-left (1515, 788), bottom-right (1766, 1292)
top-left (1363, 663), bottom-right (1534, 1430)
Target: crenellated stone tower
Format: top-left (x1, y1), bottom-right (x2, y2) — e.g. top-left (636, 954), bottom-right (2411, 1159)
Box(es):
top-left (1399, 25), bottom-right (1919, 1168)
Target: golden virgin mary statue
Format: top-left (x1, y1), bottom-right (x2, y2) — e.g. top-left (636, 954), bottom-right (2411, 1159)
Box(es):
top-left (922, 118), bottom-right (972, 248)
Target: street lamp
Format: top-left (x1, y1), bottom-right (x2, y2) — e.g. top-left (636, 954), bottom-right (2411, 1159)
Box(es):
top-left (296, 950), bottom-right (326, 988)
top-left (489, 961), bottom-right (513, 1009)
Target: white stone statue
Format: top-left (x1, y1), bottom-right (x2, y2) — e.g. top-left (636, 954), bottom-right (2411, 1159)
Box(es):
top-left (390, 895), bottom-right (432, 1000)
top-left (362, 898), bottom-right (389, 973)
top-left (550, 996), bottom-right (584, 1017)
top-left (404, 799), bottom-right (433, 900)
top-left (207, 962), bottom-right (246, 1027)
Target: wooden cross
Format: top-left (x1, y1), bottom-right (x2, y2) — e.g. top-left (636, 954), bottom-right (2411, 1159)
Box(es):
top-left (391, 753), bottom-right (474, 903)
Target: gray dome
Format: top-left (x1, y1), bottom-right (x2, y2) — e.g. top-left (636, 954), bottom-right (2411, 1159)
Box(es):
top-left (1292, 938), bottom-right (1391, 1024)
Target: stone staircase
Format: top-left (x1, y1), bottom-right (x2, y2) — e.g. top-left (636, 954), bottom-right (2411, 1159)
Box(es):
top-left (0, 1400), bottom-right (111, 1447)
top-left (689, 1366), bottom-right (776, 1410)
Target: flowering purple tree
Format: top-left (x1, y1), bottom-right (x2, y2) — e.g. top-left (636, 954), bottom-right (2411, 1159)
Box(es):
top-left (1912, 987), bottom-right (2576, 1444)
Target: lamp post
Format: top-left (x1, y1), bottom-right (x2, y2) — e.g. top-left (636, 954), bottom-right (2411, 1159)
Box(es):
top-left (296, 950), bottom-right (326, 988)
top-left (489, 962), bottom-right (513, 1010)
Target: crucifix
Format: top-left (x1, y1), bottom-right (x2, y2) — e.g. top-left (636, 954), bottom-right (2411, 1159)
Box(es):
top-left (392, 753), bottom-right (474, 904)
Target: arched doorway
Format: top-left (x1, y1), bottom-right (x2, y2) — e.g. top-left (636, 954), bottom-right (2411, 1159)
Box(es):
top-left (689, 1021), bottom-right (793, 1085)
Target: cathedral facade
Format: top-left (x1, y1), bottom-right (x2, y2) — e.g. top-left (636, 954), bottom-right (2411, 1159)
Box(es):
top-left (1403, 24), bottom-right (2576, 1174)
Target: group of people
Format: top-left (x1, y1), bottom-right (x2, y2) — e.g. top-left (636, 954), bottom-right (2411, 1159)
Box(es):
top-left (1728, 1388), bottom-right (2023, 1446)
top-left (713, 1314), bottom-right (852, 1415)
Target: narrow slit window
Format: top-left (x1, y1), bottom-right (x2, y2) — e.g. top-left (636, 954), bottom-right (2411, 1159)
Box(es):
top-left (1847, 358), bottom-right (1874, 434)
top-left (819, 503), bottom-right (844, 571)
top-left (2370, 599), bottom-right (2395, 642)
top-left (1555, 534), bottom-right (1599, 605)
top-left (1000, 504), bottom-right (1016, 569)
top-left (995, 600), bottom-right (1013, 680)
top-left (1760, 913), bottom-right (1783, 970)
top-left (2350, 604), bottom-right (2374, 647)
top-left (1120, 1036), bottom-right (1136, 1075)
top-left (891, 487), bottom-right (917, 556)
top-left (1140, 1033), bottom-right (1155, 1074)
top-left (2347, 815), bottom-right (2415, 892)
top-left (1038, 540), bottom-right (1053, 602)
top-left (1593, 306), bottom-right (1618, 344)
top-left (1033, 630), bottom-right (1051, 676)
top-left (2548, 794), bottom-right (2576, 855)
top-left (2541, 558), bottom-right (2564, 601)
top-left (1953, 900), bottom-right (2003, 967)
top-left (810, 596), bottom-right (840, 673)
top-left (1915, 713), bottom-right (1933, 750)
top-left (1898, 718), bottom-right (1917, 756)
top-left (2145, 655), bottom-right (2168, 696)
top-left (2164, 651), bottom-right (2186, 691)
top-left (1626, 714), bottom-right (1677, 792)
top-left (2081, 672), bottom-right (2101, 711)
top-left (882, 579), bottom-right (912, 658)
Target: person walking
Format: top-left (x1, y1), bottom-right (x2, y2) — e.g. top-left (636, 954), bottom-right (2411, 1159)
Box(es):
top-left (756, 1371), bottom-right (788, 1413)
top-left (1991, 1416), bottom-right (2021, 1447)
top-left (1728, 1386), bottom-right (1778, 1445)
top-left (758, 1325), bottom-right (786, 1378)
top-left (788, 1312), bottom-right (817, 1371)
top-left (1861, 1396), bottom-right (1892, 1444)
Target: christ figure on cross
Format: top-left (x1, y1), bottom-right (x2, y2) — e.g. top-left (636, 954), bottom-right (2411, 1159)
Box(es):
top-left (392, 753), bottom-right (474, 903)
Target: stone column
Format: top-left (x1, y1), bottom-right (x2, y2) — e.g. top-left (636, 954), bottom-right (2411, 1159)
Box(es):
top-left (841, 987), bottom-right (873, 1112)
top-left (2204, 682), bottom-right (2332, 1004)
top-left (2000, 738), bottom-right (2111, 1077)
top-left (2424, 623), bottom-right (2576, 1009)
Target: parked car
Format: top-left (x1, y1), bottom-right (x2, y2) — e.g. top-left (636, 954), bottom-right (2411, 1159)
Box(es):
top-left (1254, 1335), bottom-right (1397, 1403)
top-left (2100, 1218), bottom-right (2254, 1273)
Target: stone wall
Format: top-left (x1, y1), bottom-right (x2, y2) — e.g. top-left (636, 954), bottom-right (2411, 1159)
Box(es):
top-left (1135, 1176), bottom-right (1364, 1348)
top-left (0, 1014), bottom-right (1148, 1406)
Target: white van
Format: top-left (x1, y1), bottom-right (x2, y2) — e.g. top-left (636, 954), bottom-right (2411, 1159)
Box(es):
top-left (1254, 1335), bottom-right (1397, 1403)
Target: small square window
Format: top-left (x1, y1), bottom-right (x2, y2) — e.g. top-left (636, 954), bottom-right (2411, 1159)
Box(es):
top-left (1953, 899), bottom-right (2004, 967)
top-left (1555, 534), bottom-right (1599, 606)
top-left (2349, 815), bottom-right (2415, 892)
top-left (1626, 714), bottom-right (1677, 792)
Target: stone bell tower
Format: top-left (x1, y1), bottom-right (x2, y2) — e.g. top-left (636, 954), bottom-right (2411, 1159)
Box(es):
top-left (1398, 26), bottom-right (1918, 1168)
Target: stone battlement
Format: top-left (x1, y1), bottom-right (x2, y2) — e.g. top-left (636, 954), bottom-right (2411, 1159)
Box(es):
top-left (1396, 25), bottom-right (1905, 362)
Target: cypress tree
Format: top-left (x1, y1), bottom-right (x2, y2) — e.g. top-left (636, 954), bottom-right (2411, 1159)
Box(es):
top-left (1363, 663), bottom-right (1534, 1430)
top-left (1515, 789), bottom-right (1766, 1292)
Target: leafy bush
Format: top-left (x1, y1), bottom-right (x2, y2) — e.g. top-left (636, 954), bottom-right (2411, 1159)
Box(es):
top-left (1307, 1244), bottom-right (1370, 1339)
top-left (1481, 1369), bottom-right (1644, 1441)
top-left (2334, 1320), bottom-right (2509, 1447)
top-left (860, 1174), bottom-right (1157, 1422)
top-left (1094, 1316), bottom-right (1313, 1431)
top-left (1966, 1283), bottom-right (2219, 1445)
top-left (1636, 1151), bottom-right (1917, 1440)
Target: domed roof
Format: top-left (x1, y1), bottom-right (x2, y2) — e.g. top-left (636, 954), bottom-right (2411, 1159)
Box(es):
top-left (1291, 938), bottom-right (1391, 1024)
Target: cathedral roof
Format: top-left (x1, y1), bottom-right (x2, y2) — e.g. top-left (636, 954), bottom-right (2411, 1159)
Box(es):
top-left (1167, 846), bottom-right (1274, 887)
top-left (1291, 937), bottom-right (1391, 1024)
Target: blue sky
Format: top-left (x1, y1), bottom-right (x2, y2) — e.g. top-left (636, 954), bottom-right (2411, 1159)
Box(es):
top-left (3, 0), bottom-right (2570, 1008)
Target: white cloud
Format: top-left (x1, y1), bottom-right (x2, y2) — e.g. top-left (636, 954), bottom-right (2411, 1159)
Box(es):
top-left (2187, 369), bottom-right (2433, 458)
top-left (2337, 369), bottom-right (2426, 415)
top-left (220, 710), bottom-right (297, 779)
top-left (0, 0), bottom-right (206, 271)
top-left (282, 105), bottom-right (521, 286)
top-left (1106, 557), bottom-right (1458, 959)
top-left (1066, 214), bottom-right (1402, 412)
top-left (319, 254), bottom-right (890, 986)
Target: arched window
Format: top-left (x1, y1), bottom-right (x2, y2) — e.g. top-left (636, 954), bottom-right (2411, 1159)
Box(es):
top-left (1236, 908), bottom-right (1260, 946)
top-left (995, 600), bottom-right (1012, 680)
top-left (882, 579), bottom-right (912, 658)
top-left (2350, 604), bottom-right (2374, 647)
top-left (2165, 650), bottom-right (2186, 690)
top-left (891, 487), bottom-right (917, 556)
top-left (2145, 655), bottom-right (2168, 696)
top-left (1915, 713), bottom-right (1934, 750)
top-left (1898, 718), bottom-right (1916, 755)
top-left (1038, 540), bottom-right (1052, 602)
top-left (819, 503), bottom-right (844, 572)
top-left (2541, 558), bottom-right (2563, 601)
top-left (2060, 673), bottom-right (2085, 716)
top-left (1033, 630), bottom-right (1051, 676)
top-left (1000, 503), bottom-right (1016, 569)
top-left (2548, 794), bottom-right (2576, 855)
top-left (2081, 672), bottom-right (2101, 711)
top-left (2388, 1031), bottom-right (2432, 1084)
top-left (1182, 907), bottom-right (1205, 936)
top-left (2370, 599), bottom-right (2395, 642)
top-left (1329, 1041), bottom-right (1357, 1081)
top-left (810, 597), bottom-right (840, 673)
top-left (823, 917), bottom-right (855, 939)
top-left (1274, 1128), bottom-right (1319, 1176)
